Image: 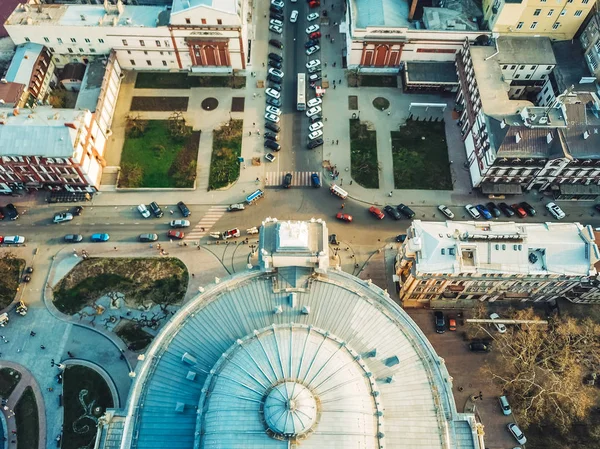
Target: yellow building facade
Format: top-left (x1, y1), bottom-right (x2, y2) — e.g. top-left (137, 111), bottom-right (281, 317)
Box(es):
top-left (483, 0), bottom-right (595, 40)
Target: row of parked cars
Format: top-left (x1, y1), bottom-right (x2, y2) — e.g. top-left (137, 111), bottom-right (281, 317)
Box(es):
top-left (460, 201), bottom-right (565, 220)
top-left (62, 231), bottom-right (187, 243)
top-left (266, 1), bottom-right (287, 158)
top-left (136, 201), bottom-right (190, 219)
top-left (303, 22), bottom-right (324, 150)
top-left (367, 204), bottom-right (416, 220)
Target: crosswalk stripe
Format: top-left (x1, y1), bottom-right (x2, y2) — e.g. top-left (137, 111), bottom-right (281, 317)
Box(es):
top-left (265, 171), bottom-right (320, 187)
top-left (183, 205), bottom-right (228, 241)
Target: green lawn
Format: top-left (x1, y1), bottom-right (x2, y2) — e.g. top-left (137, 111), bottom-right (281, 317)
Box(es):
top-left (135, 72), bottom-right (246, 89)
top-left (208, 119), bottom-right (243, 190)
top-left (15, 387), bottom-right (38, 449)
top-left (0, 368), bottom-right (21, 397)
top-left (391, 119), bottom-right (452, 190)
top-left (63, 365), bottom-right (114, 449)
top-left (349, 119), bottom-right (379, 189)
top-left (0, 255), bottom-right (25, 309)
top-left (119, 120), bottom-right (200, 188)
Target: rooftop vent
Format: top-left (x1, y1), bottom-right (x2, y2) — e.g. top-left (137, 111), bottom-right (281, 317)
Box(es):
top-left (547, 132), bottom-right (553, 144)
top-left (273, 305), bottom-right (283, 315)
top-left (175, 402), bottom-right (185, 413)
top-left (385, 356), bottom-right (400, 367)
top-left (584, 130), bottom-right (590, 140)
top-left (181, 352), bottom-right (197, 366)
top-left (539, 116), bottom-right (548, 125)
top-left (500, 119), bottom-right (507, 129)
top-left (301, 306), bottom-right (310, 315)
top-left (449, 248), bottom-right (456, 255)
top-left (186, 371), bottom-right (196, 381)
top-left (515, 132), bottom-right (522, 143)
top-left (80, 14), bottom-right (86, 21)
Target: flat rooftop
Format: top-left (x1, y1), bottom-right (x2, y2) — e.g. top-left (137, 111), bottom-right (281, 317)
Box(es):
top-left (4, 43), bottom-right (43, 85)
top-left (5, 3), bottom-right (169, 28)
top-left (171, 0), bottom-right (238, 15)
top-left (495, 36), bottom-right (556, 66)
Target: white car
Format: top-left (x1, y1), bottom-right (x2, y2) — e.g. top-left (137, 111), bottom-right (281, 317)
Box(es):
top-left (290, 10), bottom-right (299, 22)
top-left (170, 219), bottom-right (191, 228)
top-left (266, 105), bottom-right (282, 116)
top-left (137, 204), bottom-right (151, 218)
top-left (53, 212), bottom-right (73, 224)
top-left (291, 0), bottom-right (297, 2)
top-left (271, 0), bottom-right (284, 7)
top-left (309, 73), bottom-right (321, 82)
top-left (308, 65), bottom-right (321, 74)
top-left (508, 423), bottom-right (527, 445)
top-left (265, 153), bottom-right (276, 162)
top-left (306, 24), bottom-right (320, 34)
top-left (265, 88), bottom-right (281, 99)
top-left (269, 19), bottom-right (283, 27)
top-left (465, 204), bottom-right (481, 219)
top-left (306, 106), bottom-right (322, 117)
top-left (308, 130), bottom-right (323, 140)
top-left (309, 121), bottom-right (323, 132)
top-left (306, 59), bottom-right (321, 69)
top-left (307, 97), bottom-right (322, 108)
top-left (307, 13), bottom-right (319, 21)
top-left (3, 235), bottom-right (25, 244)
top-left (265, 112), bottom-right (280, 123)
top-left (268, 67), bottom-right (284, 78)
top-left (546, 202), bottom-right (565, 219)
top-left (438, 205), bottom-right (455, 219)
top-left (306, 45), bottom-right (320, 55)
top-left (269, 24), bottom-right (283, 34)
top-left (489, 313), bottom-right (507, 333)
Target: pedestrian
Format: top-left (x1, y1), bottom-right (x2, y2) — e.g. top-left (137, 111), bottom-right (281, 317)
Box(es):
top-left (200, 227), bottom-right (205, 232)
top-left (40, 345), bottom-right (45, 350)
top-left (253, 93), bottom-right (256, 98)
top-left (324, 62), bottom-right (327, 67)
top-left (67, 351), bottom-right (73, 358)
top-left (333, 84), bottom-right (336, 89)
top-left (334, 22), bottom-right (338, 26)
top-left (197, 245), bottom-right (201, 250)
top-left (341, 203), bottom-right (345, 209)
top-left (30, 331), bottom-right (35, 337)
top-left (262, 62), bottom-right (265, 67)
top-left (192, 273), bottom-right (195, 277)
top-left (387, 111), bottom-right (391, 116)
top-left (389, 191), bottom-right (393, 197)
top-left (349, 180), bottom-right (353, 185)
top-left (340, 179), bottom-right (343, 186)
top-left (333, 80), bottom-right (336, 85)
top-left (249, 131), bottom-right (251, 136)
top-left (332, 38), bottom-right (335, 43)
top-left (253, 122), bottom-right (255, 126)
top-left (114, 246), bottom-right (118, 251)
top-left (170, 210), bottom-right (174, 215)
top-left (256, 177), bottom-right (260, 184)
top-left (333, 62), bottom-right (336, 67)
top-left (339, 79), bottom-right (342, 84)
top-left (257, 129), bottom-right (260, 136)
top-left (331, 4), bottom-right (334, 9)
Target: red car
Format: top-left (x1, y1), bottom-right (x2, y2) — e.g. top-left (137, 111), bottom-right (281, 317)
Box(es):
top-left (336, 213), bottom-right (353, 222)
top-left (167, 230), bottom-right (185, 239)
top-left (308, 0), bottom-right (320, 8)
top-left (309, 31), bottom-right (321, 40)
top-left (511, 203), bottom-right (527, 218)
top-left (369, 206), bottom-right (385, 220)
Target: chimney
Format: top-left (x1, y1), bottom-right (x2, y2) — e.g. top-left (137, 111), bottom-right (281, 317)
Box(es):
top-left (409, 0), bottom-right (419, 21)
top-left (500, 119), bottom-right (506, 129)
top-left (117, 0), bottom-right (125, 15)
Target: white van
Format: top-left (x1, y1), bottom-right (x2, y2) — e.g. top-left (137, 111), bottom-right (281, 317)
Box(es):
top-left (498, 395), bottom-right (512, 415)
top-left (3, 235), bottom-right (25, 244)
top-left (330, 184), bottom-right (348, 199)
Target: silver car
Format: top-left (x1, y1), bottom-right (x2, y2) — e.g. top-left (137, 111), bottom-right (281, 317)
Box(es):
top-left (170, 219), bottom-right (190, 228)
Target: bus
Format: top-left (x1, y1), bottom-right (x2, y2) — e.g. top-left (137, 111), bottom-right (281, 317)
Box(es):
top-left (297, 73), bottom-right (306, 111)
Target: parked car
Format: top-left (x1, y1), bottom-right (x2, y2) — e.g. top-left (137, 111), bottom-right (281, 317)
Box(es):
top-left (267, 73), bottom-right (283, 84)
top-left (64, 234), bottom-right (83, 243)
top-left (53, 212), bottom-right (73, 224)
top-left (269, 5), bottom-right (283, 14)
top-left (306, 59), bottom-right (321, 69)
top-left (139, 233), bottom-right (159, 242)
top-left (91, 233), bottom-right (110, 242)
top-left (469, 341), bottom-right (491, 352)
top-left (269, 38), bottom-right (284, 49)
top-left (270, 11), bottom-right (284, 21)
top-left (438, 205), bottom-right (454, 219)
top-left (305, 24), bottom-right (320, 34)
top-left (308, 130), bottom-right (323, 140)
top-left (265, 139), bottom-right (281, 151)
top-left (498, 202), bottom-right (515, 217)
top-left (308, 0), bottom-right (320, 7)
top-left (309, 114), bottom-right (322, 124)
top-left (395, 234), bottom-right (407, 242)
top-left (149, 201), bottom-right (163, 218)
top-left (307, 12), bottom-right (319, 21)
top-left (268, 59), bottom-right (282, 69)
top-left (271, 0), bottom-right (284, 8)
top-left (309, 31), bottom-right (321, 40)
top-left (369, 206), bottom-right (385, 220)
top-left (266, 96), bottom-right (282, 107)
top-left (476, 204), bottom-right (493, 220)
top-left (265, 112), bottom-right (280, 123)
top-left (311, 173), bottom-right (321, 187)
top-left (546, 202), bottom-right (565, 220)
top-left (306, 45), bottom-right (320, 55)
top-left (222, 228), bottom-right (241, 239)
top-left (486, 202), bottom-right (501, 218)
top-left (397, 203), bottom-right (415, 219)
top-left (465, 204), bottom-right (481, 219)
top-left (309, 122), bottom-right (323, 133)
top-left (512, 203), bottom-right (527, 218)
top-left (167, 230), bottom-right (185, 240)
top-left (265, 132), bottom-right (279, 141)
top-left (282, 173), bottom-right (293, 188)
top-left (336, 213), bottom-right (353, 222)
top-left (265, 153), bottom-right (276, 162)
top-left (177, 201), bottom-right (191, 217)
top-left (448, 317), bottom-right (457, 331)
top-left (170, 219), bottom-right (190, 228)
top-left (3, 235), bottom-right (25, 244)
top-left (520, 201), bottom-right (536, 216)
top-left (308, 65), bottom-right (321, 74)
top-left (307, 97), bottom-right (322, 108)
top-left (489, 312), bottom-right (507, 333)
top-left (0, 209), bottom-right (4, 220)
top-left (508, 423), bottom-right (527, 445)
top-left (307, 138), bottom-right (323, 149)
top-left (4, 203), bottom-right (18, 220)
top-left (306, 106), bottom-right (322, 117)
top-left (384, 205), bottom-right (402, 220)
top-left (72, 206), bottom-right (83, 216)
top-left (309, 73), bottom-right (322, 83)
top-left (269, 18), bottom-right (283, 27)
top-left (499, 395), bottom-right (512, 416)
top-left (434, 311), bottom-right (445, 333)
top-left (268, 67), bottom-right (284, 79)
top-left (266, 88), bottom-right (281, 99)
top-left (266, 105), bottom-right (282, 116)
top-left (268, 52), bottom-right (283, 62)
top-left (305, 39), bottom-right (319, 48)
top-left (269, 24), bottom-right (283, 34)
top-left (137, 204), bottom-right (151, 218)
top-left (228, 203), bottom-right (245, 212)
top-left (290, 10), bottom-right (299, 22)
top-left (265, 122), bottom-right (281, 133)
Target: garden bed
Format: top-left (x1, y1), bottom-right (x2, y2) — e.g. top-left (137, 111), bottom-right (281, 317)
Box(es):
top-left (0, 368), bottom-right (21, 397)
top-left (15, 387), bottom-right (38, 449)
top-left (0, 254), bottom-right (25, 310)
top-left (135, 72), bottom-right (246, 89)
top-left (115, 320), bottom-right (154, 352)
top-left (130, 96), bottom-right (189, 111)
top-left (349, 119), bottom-right (379, 189)
top-left (208, 119), bottom-right (243, 190)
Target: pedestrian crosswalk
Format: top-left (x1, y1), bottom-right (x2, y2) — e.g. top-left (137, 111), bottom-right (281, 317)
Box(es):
top-left (265, 171), bottom-right (320, 187)
top-left (184, 205), bottom-right (228, 241)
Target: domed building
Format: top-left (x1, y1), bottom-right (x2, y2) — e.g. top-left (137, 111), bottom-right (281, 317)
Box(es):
top-left (97, 218), bottom-right (483, 449)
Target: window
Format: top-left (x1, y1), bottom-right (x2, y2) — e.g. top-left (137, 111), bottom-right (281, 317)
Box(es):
top-left (122, 39), bottom-right (128, 46)
top-left (162, 60), bottom-right (167, 66)
top-left (43, 37), bottom-right (49, 43)
top-left (520, 65), bottom-right (525, 70)
top-left (201, 18), bottom-right (207, 24)
top-left (553, 22), bottom-right (561, 29)
top-left (583, 0), bottom-right (589, 4)
top-left (515, 74), bottom-right (521, 79)
top-left (541, 74), bottom-right (546, 78)
top-left (70, 38), bottom-right (76, 43)
top-left (516, 22), bottom-right (524, 29)
top-left (561, 10), bottom-right (566, 15)
top-left (165, 40), bottom-right (170, 47)
top-left (55, 57), bottom-right (60, 63)
top-left (25, 37), bottom-right (30, 42)
top-left (575, 9), bottom-right (583, 16)
top-left (185, 18), bottom-right (191, 24)
top-left (90, 48), bottom-right (96, 53)
top-left (144, 51), bottom-right (148, 55)
top-left (502, 65), bottom-right (508, 69)
top-left (217, 19), bottom-right (222, 25)
top-left (511, 65), bottom-right (516, 69)
top-left (548, 9), bottom-right (554, 16)
top-left (79, 48), bottom-right (84, 52)
top-left (530, 22), bottom-right (538, 29)
top-left (99, 38), bottom-right (104, 43)
top-left (546, 65), bottom-right (553, 70)
top-left (530, 65), bottom-right (536, 70)
top-left (127, 50), bottom-right (131, 54)
top-left (84, 38), bottom-right (90, 43)
top-left (140, 40), bottom-right (145, 46)
top-left (534, 8), bottom-right (541, 16)
top-left (49, 47), bottom-right (55, 52)
top-left (147, 60), bottom-right (152, 66)
top-left (57, 38), bottom-right (63, 44)
top-left (525, 74), bottom-right (531, 79)
top-left (130, 59), bottom-right (136, 66)
top-left (156, 40), bottom-right (161, 47)
top-left (159, 51), bottom-right (164, 55)
top-left (68, 48), bottom-right (73, 53)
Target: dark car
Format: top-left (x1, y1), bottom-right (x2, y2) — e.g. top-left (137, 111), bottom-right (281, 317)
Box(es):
top-left (384, 205), bottom-right (402, 220)
top-left (269, 5), bottom-right (283, 14)
top-left (305, 39), bottom-right (319, 48)
top-left (266, 96), bottom-right (282, 107)
top-left (311, 173), bottom-right (321, 187)
top-left (72, 206), bottom-right (83, 216)
top-left (4, 203), bottom-right (19, 220)
top-left (395, 234), bottom-right (407, 243)
top-left (282, 173), bottom-right (292, 188)
top-left (265, 139), bottom-right (281, 152)
top-left (268, 59), bottom-right (282, 69)
top-left (0, 209), bottom-right (4, 220)
top-left (434, 311), bottom-right (445, 334)
top-left (307, 138), bottom-right (323, 149)
top-left (486, 202), bottom-right (501, 218)
top-left (268, 52), bottom-right (283, 62)
top-left (309, 114), bottom-right (322, 124)
top-left (520, 202), bottom-right (536, 216)
top-left (476, 204), bottom-right (493, 220)
top-left (397, 203), bottom-right (415, 219)
top-left (469, 341), bottom-right (492, 352)
top-left (270, 11), bottom-right (284, 21)
top-left (149, 201), bottom-right (163, 218)
top-left (177, 201), bottom-right (191, 217)
top-left (268, 81), bottom-right (282, 91)
top-left (264, 132), bottom-right (279, 141)
top-left (267, 73), bottom-right (282, 84)
top-left (498, 202), bottom-right (515, 217)
top-left (269, 38), bottom-right (284, 49)
top-left (64, 234), bottom-right (83, 243)
top-left (265, 122), bottom-right (281, 133)
top-left (595, 204), bottom-right (600, 213)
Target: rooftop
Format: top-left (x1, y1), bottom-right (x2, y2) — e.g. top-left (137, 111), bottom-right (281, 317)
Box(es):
top-left (406, 220), bottom-right (599, 276)
top-left (0, 0), bottom-right (22, 37)
top-left (406, 61), bottom-right (459, 83)
top-left (494, 36), bottom-right (556, 66)
top-left (0, 81), bottom-right (25, 107)
top-left (171, 0), bottom-right (238, 15)
top-left (560, 92), bottom-right (600, 159)
top-left (4, 43), bottom-right (43, 86)
top-left (74, 59), bottom-right (106, 112)
top-left (551, 40), bottom-right (597, 94)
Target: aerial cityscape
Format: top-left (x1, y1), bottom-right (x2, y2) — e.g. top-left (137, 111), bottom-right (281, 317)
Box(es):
top-left (0, 0), bottom-right (600, 448)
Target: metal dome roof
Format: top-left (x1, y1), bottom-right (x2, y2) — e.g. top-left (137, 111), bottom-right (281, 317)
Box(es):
top-left (263, 382), bottom-right (317, 437)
